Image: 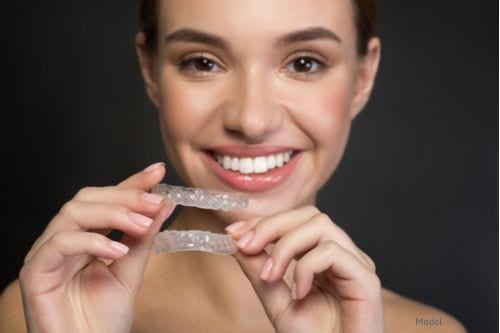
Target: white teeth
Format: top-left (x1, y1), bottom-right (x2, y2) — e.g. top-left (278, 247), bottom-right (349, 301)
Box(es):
top-left (276, 154), bottom-right (284, 167)
top-left (223, 156), bottom-right (231, 170)
top-left (267, 155), bottom-right (276, 169)
top-left (253, 156), bottom-right (268, 173)
top-left (214, 151), bottom-right (294, 174)
top-left (230, 157), bottom-right (239, 171)
top-left (239, 158), bottom-right (253, 174)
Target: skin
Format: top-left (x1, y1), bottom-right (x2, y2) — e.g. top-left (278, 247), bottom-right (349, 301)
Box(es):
top-left (145, 0), bottom-right (369, 224)
top-left (0, 0), bottom-right (468, 332)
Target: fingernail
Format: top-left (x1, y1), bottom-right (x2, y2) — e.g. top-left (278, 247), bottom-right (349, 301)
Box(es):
top-left (260, 257), bottom-right (273, 280)
top-left (140, 192), bottom-right (164, 205)
top-left (237, 231), bottom-right (254, 248)
top-left (291, 282), bottom-right (298, 300)
top-left (129, 212), bottom-right (154, 227)
top-left (110, 241), bottom-right (129, 254)
top-left (143, 162), bottom-right (165, 173)
top-left (225, 221), bottom-right (246, 233)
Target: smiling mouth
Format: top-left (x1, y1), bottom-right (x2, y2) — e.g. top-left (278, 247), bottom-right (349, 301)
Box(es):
top-left (210, 151), bottom-right (294, 175)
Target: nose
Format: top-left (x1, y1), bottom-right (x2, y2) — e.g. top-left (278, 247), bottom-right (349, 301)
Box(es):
top-left (223, 69), bottom-right (284, 142)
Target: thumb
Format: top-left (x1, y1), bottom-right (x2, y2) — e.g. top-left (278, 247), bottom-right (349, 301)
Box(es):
top-left (110, 201), bottom-right (175, 293)
top-left (117, 162), bottom-right (166, 190)
top-left (233, 249), bottom-right (292, 325)
top-left (110, 161), bottom-right (172, 293)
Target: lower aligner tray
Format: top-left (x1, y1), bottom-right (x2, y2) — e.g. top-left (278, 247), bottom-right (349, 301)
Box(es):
top-left (154, 230), bottom-right (237, 255)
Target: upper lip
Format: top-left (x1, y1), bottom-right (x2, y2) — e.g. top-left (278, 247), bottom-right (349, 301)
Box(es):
top-left (204, 145), bottom-right (300, 158)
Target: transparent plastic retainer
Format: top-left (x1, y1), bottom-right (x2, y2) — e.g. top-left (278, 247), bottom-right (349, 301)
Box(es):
top-left (152, 184), bottom-right (248, 255)
top-left (152, 184), bottom-right (248, 211)
top-left (154, 229), bottom-right (238, 255)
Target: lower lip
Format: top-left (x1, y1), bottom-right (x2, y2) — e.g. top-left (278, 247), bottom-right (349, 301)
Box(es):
top-left (202, 152), bottom-right (302, 192)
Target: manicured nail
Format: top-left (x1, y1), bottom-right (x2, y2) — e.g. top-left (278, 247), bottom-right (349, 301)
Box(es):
top-left (237, 231), bottom-right (254, 248)
top-left (291, 282), bottom-right (298, 300)
top-left (140, 192), bottom-right (164, 205)
top-left (260, 257), bottom-right (273, 280)
top-left (110, 241), bottom-right (129, 254)
top-left (143, 162), bottom-right (165, 173)
top-left (225, 221), bottom-right (246, 233)
top-left (129, 212), bottom-right (153, 227)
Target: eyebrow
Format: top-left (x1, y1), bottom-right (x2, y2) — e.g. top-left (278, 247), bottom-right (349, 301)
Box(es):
top-left (164, 28), bottom-right (228, 49)
top-left (163, 26), bottom-right (341, 50)
top-left (276, 27), bottom-right (342, 46)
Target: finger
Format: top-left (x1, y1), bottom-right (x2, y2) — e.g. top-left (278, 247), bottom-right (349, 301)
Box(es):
top-left (292, 243), bottom-right (384, 333)
top-left (358, 248), bottom-right (377, 272)
top-left (118, 162), bottom-right (166, 190)
top-left (233, 206), bottom-right (321, 251)
top-left (109, 201), bottom-right (175, 293)
top-left (225, 216), bottom-right (263, 238)
top-left (72, 186), bottom-right (164, 216)
top-left (293, 240), bottom-right (381, 301)
top-left (26, 163), bottom-right (166, 262)
top-left (56, 201), bottom-right (155, 235)
top-left (235, 210), bottom-right (373, 271)
top-left (261, 214), bottom-right (374, 282)
top-left (25, 202), bottom-right (157, 263)
top-left (21, 230), bottom-right (129, 284)
top-left (233, 250), bottom-right (292, 325)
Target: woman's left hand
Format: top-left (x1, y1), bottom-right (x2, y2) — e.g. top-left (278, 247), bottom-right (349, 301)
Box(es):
top-left (227, 205), bottom-right (384, 333)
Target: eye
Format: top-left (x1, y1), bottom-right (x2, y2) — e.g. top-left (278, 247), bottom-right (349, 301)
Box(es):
top-left (177, 55), bottom-right (224, 76)
top-left (285, 56), bottom-right (326, 76)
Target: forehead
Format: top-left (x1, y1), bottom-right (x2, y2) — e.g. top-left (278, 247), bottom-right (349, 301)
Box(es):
top-left (157, 0), bottom-right (356, 48)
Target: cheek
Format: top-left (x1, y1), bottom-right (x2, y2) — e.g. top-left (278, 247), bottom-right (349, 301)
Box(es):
top-left (156, 77), bottom-right (214, 178)
top-left (316, 91), bottom-right (351, 135)
top-left (294, 81), bottom-right (353, 149)
top-left (289, 75), bottom-right (354, 184)
top-left (157, 77), bottom-right (220, 143)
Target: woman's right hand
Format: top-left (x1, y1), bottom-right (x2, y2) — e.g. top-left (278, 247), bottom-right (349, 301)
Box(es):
top-left (19, 162), bottom-right (173, 333)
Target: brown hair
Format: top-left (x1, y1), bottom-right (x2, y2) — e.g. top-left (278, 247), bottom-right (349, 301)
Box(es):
top-left (139, 0), bottom-right (377, 55)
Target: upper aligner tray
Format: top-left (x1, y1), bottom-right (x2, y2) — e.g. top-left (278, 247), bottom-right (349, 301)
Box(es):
top-left (151, 184), bottom-right (249, 211)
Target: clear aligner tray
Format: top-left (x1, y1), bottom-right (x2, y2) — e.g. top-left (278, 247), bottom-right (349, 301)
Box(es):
top-left (151, 184), bottom-right (249, 212)
top-left (154, 230), bottom-right (237, 255)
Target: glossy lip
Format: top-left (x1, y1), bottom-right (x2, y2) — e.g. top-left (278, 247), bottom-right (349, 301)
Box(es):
top-left (201, 146), bottom-right (303, 193)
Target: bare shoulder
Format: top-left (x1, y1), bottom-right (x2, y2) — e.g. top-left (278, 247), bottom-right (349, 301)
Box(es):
top-left (0, 280), bottom-right (27, 333)
top-left (382, 288), bottom-right (467, 333)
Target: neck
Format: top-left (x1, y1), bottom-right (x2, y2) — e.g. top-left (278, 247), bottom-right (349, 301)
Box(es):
top-left (157, 207), bottom-right (272, 328)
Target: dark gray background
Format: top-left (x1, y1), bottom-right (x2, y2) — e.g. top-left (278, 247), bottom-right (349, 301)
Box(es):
top-left (1, 1), bottom-right (497, 332)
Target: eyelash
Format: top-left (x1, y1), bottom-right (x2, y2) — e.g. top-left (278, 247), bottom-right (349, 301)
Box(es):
top-left (285, 54), bottom-right (328, 77)
top-left (177, 54), bottom-right (223, 76)
top-left (176, 53), bottom-right (328, 78)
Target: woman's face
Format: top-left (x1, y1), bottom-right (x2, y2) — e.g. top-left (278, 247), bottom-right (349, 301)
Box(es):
top-left (138, 0), bottom-right (379, 221)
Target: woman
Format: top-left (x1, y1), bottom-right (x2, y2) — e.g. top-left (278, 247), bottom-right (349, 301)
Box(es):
top-left (0, 0), bottom-right (467, 332)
